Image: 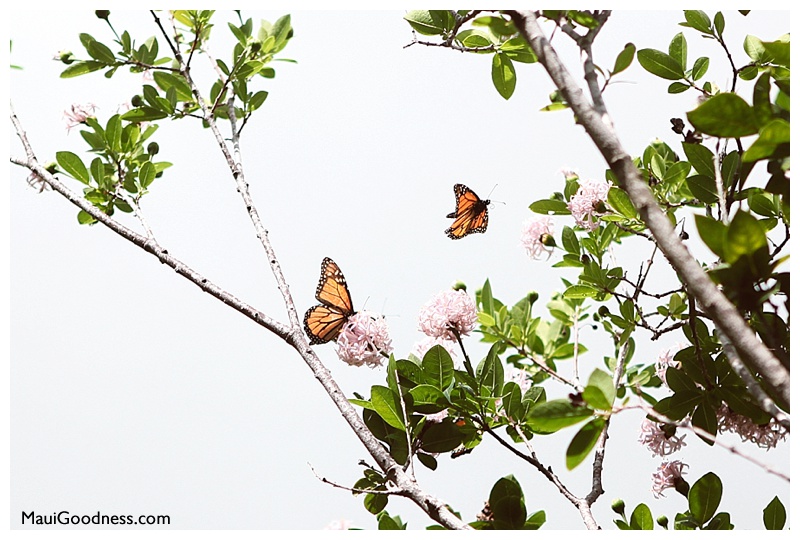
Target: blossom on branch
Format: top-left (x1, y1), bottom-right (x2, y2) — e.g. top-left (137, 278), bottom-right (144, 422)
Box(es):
top-left (716, 404), bottom-right (787, 450)
top-left (63, 103), bottom-right (98, 132)
top-left (654, 347), bottom-right (681, 385)
top-left (638, 418), bottom-right (686, 456)
top-left (566, 177), bottom-right (611, 230)
top-left (520, 215), bottom-right (555, 260)
top-left (651, 460), bottom-right (689, 498)
top-left (417, 289), bottom-right (477, 341)
top-left (335, 311), bottom-right (392, 368)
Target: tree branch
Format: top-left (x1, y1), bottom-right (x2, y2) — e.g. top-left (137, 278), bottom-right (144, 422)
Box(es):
top-left (506, 10), bottom-right (790, 409)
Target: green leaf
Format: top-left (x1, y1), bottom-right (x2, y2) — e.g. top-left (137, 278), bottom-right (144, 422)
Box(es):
top-left (668, 82), bottom-right (691, 93)
top-left (691, 57), bottom-right (710, 80)
top-left (584, 369), bottom-right (615, 410)
top-left (491, 53), bottom-right (516, 100)
top-left (421, 345), bottom-right (455, 389)
top-left (743, 119), bottom-right (791, 162)
top-left (370, 386), bottom-right (406, 431)
top-left (420, 420), bottom-right (464, 453)
top-left (77, 210), bottom-right (96, 225)
top-left (687, 93), bottom-right (759, 137)
top-left (562, 226), bottom-right (580, 254)
top-left (686, 175), bottom-right (718, 204)
top-left (55, 151), bottom-right (90, 184)
top-left (683, 10), bottom-right (713, 34)
top-left (409, 384), bottom-right (447, 414)
top-left (724, 210), bottom-right (767, 263)
top-left (611, 43), bottom-right (636, 75)
top-left (762, 40), bottom-right (790, 67)
top-left (669, 33), bottom-right (687, 71)
top-left (529, 199), bottom-right (570, 215)
top-left (477, 343), bottom-right (504, 397)
top-left (364, 492), bottom-right (388, 515)
top-left (60, 60), bottom-right (105, 78)
top-left (664, 161), bottom-right (691, 185)
top-left (630, 503), bottom-right (654, 530)
top-left (692, 400), bottom-right (717, 445)
top-left (377, 513), bottom-right (403, 530)
top-left (456, 29), bottom-right (493, 49)
top-left (89, 157), bottom-right (105, 187)
top-left (763, 496), bottom-right (786, 530)
top-left (606, 187), bottom-right (637, 219)
top-left (404, 10), bottom-right (446, 36)
top-left (139, 161), bottom-right (156, 189)
top-left (563, 285), bottom-right (599, 299)
top-left (689, 472), bottom-right (723, 524)
top-left (713, 12), bottom-right (725, 35)
top-left (86, 40), bottom-right (116, 64)
top-left (489, 476), bottom-right (526, 530)
top-left (120, 107), bottom-right (169, 122)
top-left (152, 71), bottom-right (194, 102)
top-left (682, 142), bottom-right (715, 177)
top-left (566, 418), bottom-right (604, 470)
top-left (528, 399), bottom-right (592, 431)
top-left (637, 49), bottom-right (685, 80)
top-left (665, 366), bottom-right (697, 393)
top-left (500, 37), bottom-right (536, 63)
top-left (744, 35), bottom-right (769, 63)
top-left (524, 510), bottom-right (546, 530)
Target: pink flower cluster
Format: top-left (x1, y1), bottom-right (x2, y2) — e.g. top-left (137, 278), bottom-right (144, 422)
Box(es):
top-left (638, 418), bottom-right (687, 456)
top-left (63, 103), bottom-right (98, 132)
top-left (417, 289), bottom-right (477, 341)
top-left (651, 460), bottom-right (688, 498)
top-left (520, 215), bottom-right (555, 260)
top-left (335, 311), bottom-right (392, 368)
top-left (654, 347), bottom-right (680, 385)
top-left (566, 178), bottom-right (611, 230)
top-left (716, 404), bottom-right (787, 450)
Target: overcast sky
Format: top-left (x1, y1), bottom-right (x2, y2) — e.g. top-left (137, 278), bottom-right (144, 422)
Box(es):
top-left (8, 9), bottom-right (790, 531)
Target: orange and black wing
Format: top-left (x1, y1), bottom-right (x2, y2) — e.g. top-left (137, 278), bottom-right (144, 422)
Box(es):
top-left (304, 257), bottom-right (355, 345)
top-left (445, 184), bottom-right (490, 239)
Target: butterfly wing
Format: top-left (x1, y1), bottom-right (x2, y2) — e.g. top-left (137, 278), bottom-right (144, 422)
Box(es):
top-left (304, 304), bottom-right (349, 345)
top-left (446, 184), bottom-right (490, 239)
top-left (304, 257), bottom-right (355, 344)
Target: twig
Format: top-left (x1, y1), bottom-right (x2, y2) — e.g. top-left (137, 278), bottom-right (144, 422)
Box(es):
top-left (309, 464), bottom-right (403, 496)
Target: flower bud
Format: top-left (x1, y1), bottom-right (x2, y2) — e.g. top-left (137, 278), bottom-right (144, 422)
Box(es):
top-left (147, 142), bottom-right (159, 156)
top-left (597, 305), bottom-right (610, 317)
top-left (527, 291), bottom-right (539, 304)
top-left (95, 10), bottom-right (110, 20)
top-left (131, 95), bottom-right (143, 107)
top-left (541, 233), bottom-right (556, 248)
top-left (657, 515), bottom-right (669, 528)
top-left (451, 281), bottom-right (467, 292)
top-left (54, 50), bottom-right (74, 64)
top-left (611, 498), bottom-right (625, 515)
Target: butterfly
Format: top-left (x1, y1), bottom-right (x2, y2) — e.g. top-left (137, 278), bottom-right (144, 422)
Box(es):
top-left (304, 257), bottom-right (356, 345)
top-left (445, 184), bottom-right (490, 239)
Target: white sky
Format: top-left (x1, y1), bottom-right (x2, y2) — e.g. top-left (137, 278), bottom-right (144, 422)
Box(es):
top-left (7, 8), bottom-right (791, 531)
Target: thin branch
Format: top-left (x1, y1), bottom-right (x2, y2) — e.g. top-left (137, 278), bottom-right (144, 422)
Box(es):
top-left (506, 10), bottom-right (789, 408)
top-left (309, 464), bottom-right (403, 496)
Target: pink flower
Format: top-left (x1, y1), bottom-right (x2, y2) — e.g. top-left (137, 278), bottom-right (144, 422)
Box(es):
top-left (335, 311), bottom-right (393, 368)
top-left (566, 178), bottom-right (611, 230)
top-left (425, 409), bottom-right (449, 423)
top-left (323, 519), bottom-right (353, 530)
top-left (63, 103), bottom-right (97, 132)
top-left (654, 347), bottom-right (680, 385)
top-left (417, 289), bottom-right (477, 341)
top-left (520, 216), bottom-right (555, 260)
top-left (651, 460), bottom-right (688, 498)
top-left (716, 404), bottom-right (787, 450)
top-left (410, 336), bottom-right (460, 366)
top-left (638, 418), bottom-right (687, 456)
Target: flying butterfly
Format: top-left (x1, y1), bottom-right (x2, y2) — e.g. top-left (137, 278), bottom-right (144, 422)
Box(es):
top-left (304, 257), bottom-right (356, 345)
top-left (445, 184), bottom-right (490, 240)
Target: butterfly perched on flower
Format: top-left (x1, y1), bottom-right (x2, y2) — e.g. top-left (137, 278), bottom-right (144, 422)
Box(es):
top-left (304, 257), bottom-right (356, 345)
top-left (445, 184), bottom-right (490, 240)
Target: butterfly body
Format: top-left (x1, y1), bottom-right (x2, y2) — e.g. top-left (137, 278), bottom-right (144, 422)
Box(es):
top-left (445, 184), bottom-right (490, 239)
top-left (304, 257), bottom-right (355, 345)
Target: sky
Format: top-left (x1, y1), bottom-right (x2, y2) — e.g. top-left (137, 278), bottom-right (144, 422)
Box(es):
top-left (7, 8), bottom-right (791, 532)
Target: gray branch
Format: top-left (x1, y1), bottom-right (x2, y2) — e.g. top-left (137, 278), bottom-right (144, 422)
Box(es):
top-left (506, 10), bottom-right (790, 412)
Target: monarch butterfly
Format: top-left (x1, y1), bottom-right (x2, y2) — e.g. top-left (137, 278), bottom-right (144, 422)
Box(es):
top-left (304, 257), bottom-right (356, 345)
top-left (445, 184), bottom-right (490, 239)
